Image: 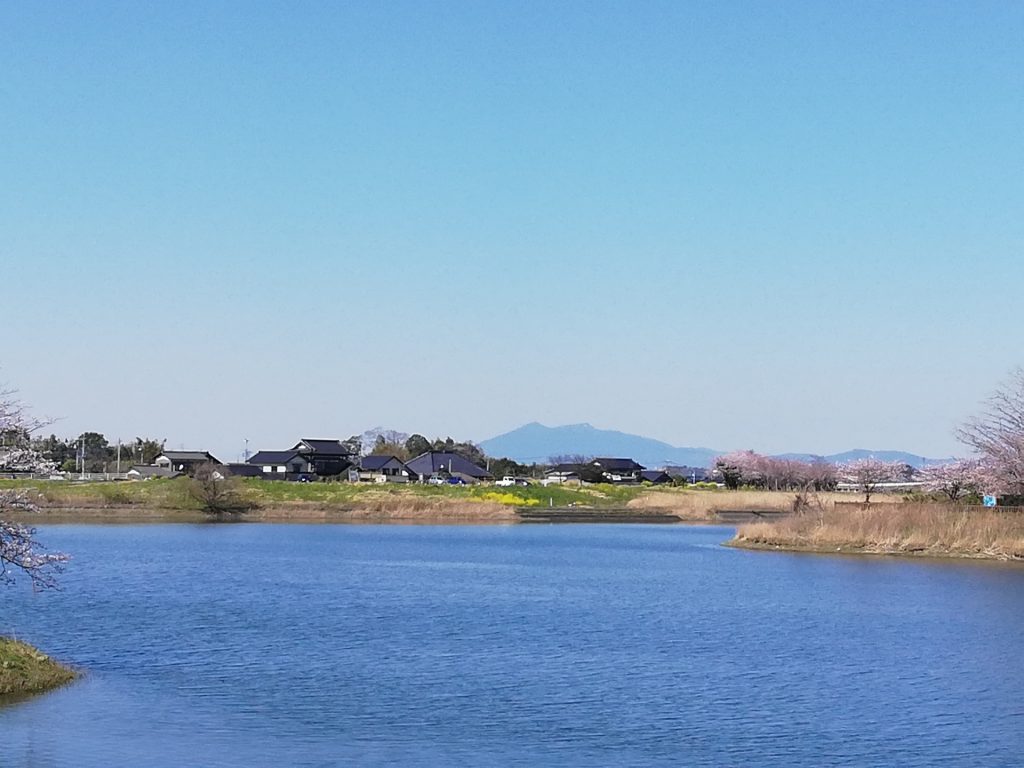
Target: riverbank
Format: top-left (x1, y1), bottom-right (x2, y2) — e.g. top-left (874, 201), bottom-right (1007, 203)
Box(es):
top-left (2, 478), bottom-right (829, 524)
top-left (0, 638), bottom-right (77, 697)
top-left (730, 502), bottom-right (1024, 562)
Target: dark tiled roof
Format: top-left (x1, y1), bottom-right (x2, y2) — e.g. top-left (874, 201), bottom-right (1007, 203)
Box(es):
top-left (160, 451), bottom-right (221, 463)
top-left (360, 455), bottom-right (405, 471)
top-left (593, 458), bottom-right (645, 471)
top-left (550, 464), bottom-right (585, 473)
top-left (294, 439), bottom-right (350, 454)
top-left (222, 463), bottom-right (264, 477)
top-left (127, 466), bottom-right (182, 479)
top-left (406, 452), bottom-right (491, 479)
top-left (249, 450), bottom-right (303, 465)
top-left (640, 470), bottom-right (671, 483)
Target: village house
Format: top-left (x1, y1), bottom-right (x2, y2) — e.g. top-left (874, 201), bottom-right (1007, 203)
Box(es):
top-left (153, 451), bottom-right (221, 476)
top-left (351, 455), bottom-right (412, 483)
top-left (544, 458), bottom-right (647, 485)
top-left (246, 438), bottom-right (356, 480)
top-left (591, 457), bottom-right (646, 483)
top-left (405, 451), bottom-right (493, 484)
top-left (248, 450), bottom-right (308, 478)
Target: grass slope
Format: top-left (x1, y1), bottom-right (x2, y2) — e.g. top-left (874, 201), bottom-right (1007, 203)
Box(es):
top-left (0, 638), bottom-right (77, 696)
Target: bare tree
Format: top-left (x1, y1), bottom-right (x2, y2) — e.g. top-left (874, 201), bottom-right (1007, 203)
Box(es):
top-left (957, 368), bottom-right (1024, 496)
top-left (548, 454), bottom-right (593, 466)
top-left (0, 386), bottom-right (68, 589)
top-left (188, 462), bottom-right (252, 516)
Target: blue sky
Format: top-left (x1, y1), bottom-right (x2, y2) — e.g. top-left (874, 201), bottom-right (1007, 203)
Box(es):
top-left (3, 1), bottom-right (1022, 461)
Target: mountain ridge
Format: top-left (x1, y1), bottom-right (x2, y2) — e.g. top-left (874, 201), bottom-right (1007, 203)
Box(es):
top-left (479, 422), bottom-right (948, 468)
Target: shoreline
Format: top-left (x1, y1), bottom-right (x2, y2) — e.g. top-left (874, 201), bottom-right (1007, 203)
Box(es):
top-left (12, 504), bottom-right (709, 526)
top-left (0, 638), bottom-right (78, 699)
top-left (726, 538), bottom-right (1024, 565)
top-left (729, 502), bottom-right (1024, 565)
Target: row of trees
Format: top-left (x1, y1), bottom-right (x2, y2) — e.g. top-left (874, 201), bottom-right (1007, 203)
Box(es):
top-left (712, 369), bottom-right (1024, 504)
top-left (713, 450), bottom-right (996, 503)
top-left (356, 429), bottom-right (536, 476)
top-left (0, 432), bottom-right (165, 473)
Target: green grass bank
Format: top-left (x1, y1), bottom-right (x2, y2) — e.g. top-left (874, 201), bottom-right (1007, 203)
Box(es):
top-left (0, 637), bottom-right (77, 697)
top-left (0, 478), bottom-right (821, 523)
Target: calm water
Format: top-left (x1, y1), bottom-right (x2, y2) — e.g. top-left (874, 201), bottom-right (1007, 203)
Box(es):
top-left (2, 524), bottom-right (1023, 767)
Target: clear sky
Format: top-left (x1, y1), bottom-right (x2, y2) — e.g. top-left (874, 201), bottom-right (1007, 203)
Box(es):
top-left (3, 1), bottom-right (1022, 462)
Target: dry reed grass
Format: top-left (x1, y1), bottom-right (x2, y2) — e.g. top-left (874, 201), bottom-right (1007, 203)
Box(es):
top-left (626, 490), bottom-right (849, 520)
top-left (250, 497), bottom-right (516, 523)
top-left (733, 502), bottom-right (1024, 560)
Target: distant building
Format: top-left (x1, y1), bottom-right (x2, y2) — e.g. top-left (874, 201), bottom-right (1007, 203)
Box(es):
top-left (353, 455), bottom-right (412, 484)
top-left (248, 450), bottom-right (308, 478)
top-left (126, 465), bottom-right (182, 480)
top-left (542, 458), bottom-right (647, 485)
top-left (153, 451), bottom-right (221, 476)
top-left (590, 458), bottom-right (646, 483)
top-left (246, 439), bottom-right (356, 480)
top-left (289, 439), bottom-right (355, 477)
top-left (405, 451), bottom-right (492, 484)
top-left (640, 470), bottom-right (672, 485)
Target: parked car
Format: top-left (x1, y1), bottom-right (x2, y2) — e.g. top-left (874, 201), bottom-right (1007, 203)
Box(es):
top-left (447, 477), bottom-right (466, 485)
top-left (427, 475), bottom-right (447, 485)
top-left (496, 476), bottom-right (532, 487)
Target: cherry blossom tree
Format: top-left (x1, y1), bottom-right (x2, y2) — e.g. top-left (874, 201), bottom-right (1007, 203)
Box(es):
top-left (713, 451), bottom-right (837, 491)
top-left (839, 457), bottom-right (905, 503)
top-left (957, 368), bottom-right (1024, 497)
top-left (713, 451), bottom-right (760, 489)
top-left (920, 459), bottom-right (983, 502)
top-left (0, 385), bottom-right (68, 589)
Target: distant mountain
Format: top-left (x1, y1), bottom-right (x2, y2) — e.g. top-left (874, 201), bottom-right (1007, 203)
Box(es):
top-left (480, 422), bottom-right (950, 469)
top-left (478, 422), bottom-right (719, 468)
top-left (775, 449), bottom-right (951, 469)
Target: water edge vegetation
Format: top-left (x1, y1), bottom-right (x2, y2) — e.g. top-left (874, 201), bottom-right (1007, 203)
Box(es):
top-left (0, 637), bottom-right (77, 697)
top-left (730, 501), bottom-right (1024, 561)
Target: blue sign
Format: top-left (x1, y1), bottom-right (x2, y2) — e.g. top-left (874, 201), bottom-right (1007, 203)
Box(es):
top-left (983, 495), bottom-right (997, 507)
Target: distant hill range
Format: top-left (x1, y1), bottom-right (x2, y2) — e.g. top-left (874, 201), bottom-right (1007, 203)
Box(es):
top-left (479, 422), bottom-right (948, 469)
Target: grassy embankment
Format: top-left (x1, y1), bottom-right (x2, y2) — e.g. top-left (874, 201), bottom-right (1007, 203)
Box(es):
top-left (0, 637), bottom-right (77, 697)
top-left (0, 478), bottom-right (817, 523)
top-left (731, 502), bottom-right (1024, 561)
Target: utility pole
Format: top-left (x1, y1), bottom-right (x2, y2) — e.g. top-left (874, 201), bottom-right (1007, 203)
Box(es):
top-left (116, 439), bottom-right (122, 474)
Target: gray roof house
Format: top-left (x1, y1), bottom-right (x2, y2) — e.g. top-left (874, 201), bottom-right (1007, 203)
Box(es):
top-left (126, 465), bottom-right (182, 480)
top-left (248, 450), bottom-right (309, 478)
top-left (640, 470), bottom-right (672, 484)
top-left (405, 452), bottom-right (493, 484)
top-left (591, 458), bottom-right (646, 483)
top-left (352, 455), bottom-right (412, 483)
top-left (154, 451), bottom-right (221, 475)
top-left (289, 439), bottom-right (355, 477)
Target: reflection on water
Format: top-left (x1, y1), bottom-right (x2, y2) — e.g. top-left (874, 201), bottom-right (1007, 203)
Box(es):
top-left (2, 524), bottom-right (1023, 767)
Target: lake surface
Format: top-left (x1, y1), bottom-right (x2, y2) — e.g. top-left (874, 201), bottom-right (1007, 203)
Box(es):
top-left (2, 524), bottom-right (1023, 767)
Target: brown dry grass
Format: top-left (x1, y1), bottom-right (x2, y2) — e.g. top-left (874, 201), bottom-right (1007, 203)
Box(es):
top-left (626, 490), bottom-right (850, 520)
top-left (732, 502), bottom-right (1024, 560)
top-left (248, 497), bottom-right (516, 523)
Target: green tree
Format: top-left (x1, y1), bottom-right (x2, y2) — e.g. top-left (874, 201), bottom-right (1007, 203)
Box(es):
top-left (31, 434), bottom-right (75, 466)
top-left (132, 437), bottom-right (165, 465)
top-left (370, 435), bottom-right (410, 460)
top-left (76, 432), bottom-right (112, 472)
top-left (404, 434), bottom-right (431, 457)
